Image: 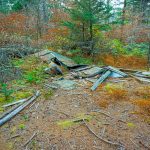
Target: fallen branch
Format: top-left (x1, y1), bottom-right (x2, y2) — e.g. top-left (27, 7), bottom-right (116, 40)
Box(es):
top-left (139, 141), bottom-right (150, 150)
top-left (91, 110), bottom-right (126, 124)
top-left (82, 119), bottom-right (124, 148)
top-left (128, 74), bottom-right (150, 83)
top-left (130, 139), bottom-right (139, 148)
top-left (118, 68), bottom-right (140, 73)
top-left (23, 131), bottom-right (38, 148)
top-left (9, 134), bottom-right (21, 139)
top-left (0, 91), bottom-right (40, 127)
top-left (51, 108), bottom-right (71, 117)
top-left (2, 98), bottom-right (29, 108)
top-left (91, 110), bottom-right (113, 119)
top-left (101, 127), bottom-right (106, 137)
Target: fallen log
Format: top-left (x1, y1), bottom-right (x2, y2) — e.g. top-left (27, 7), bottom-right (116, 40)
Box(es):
top-left (0, 104), bottom-right (21, 120)
top-left (91, 70), bottom-right (112, 91)
top-left (0, 91), bottom-right (40, 127)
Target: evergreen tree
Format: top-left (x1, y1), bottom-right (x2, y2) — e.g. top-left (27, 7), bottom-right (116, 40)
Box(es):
top-left (64, 0), bottom-right (107, 53)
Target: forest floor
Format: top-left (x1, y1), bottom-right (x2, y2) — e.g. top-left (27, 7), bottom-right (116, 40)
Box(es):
top-left (0, 72), bottom-right (150, 150)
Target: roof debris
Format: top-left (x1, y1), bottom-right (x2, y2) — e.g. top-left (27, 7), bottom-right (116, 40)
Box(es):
top-left (91, 70), bottom-right (112, 91)
top-left (52, 79), bottom-right (77, 90)
top-left (34, 49), bottom-right (87, 69)
top-left (34, 50), bottom-right (150, 91)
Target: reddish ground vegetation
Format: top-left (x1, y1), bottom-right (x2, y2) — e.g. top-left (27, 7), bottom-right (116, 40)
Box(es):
top-left (134, 86), bottom-right (150, 99)
top-left (96, 54), bottom-right (147, 69)
top-left (107, 88), bottom-right (127, 101)
top-left (133, 99), bottom-right (150, 115)
top-left (98, 99), bottom-right (109, 108)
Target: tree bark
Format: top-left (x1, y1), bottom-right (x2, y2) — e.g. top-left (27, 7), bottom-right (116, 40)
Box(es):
top-left (82, 23), bottom-right (85, 42)
top-left (121, 0), bottom-right (127, 41)
top-left (90, 21), bottom-right (93, 41)
top-left (106, 0), bottom-right (110, 24)
top-left (148, 42), bottom-right (150, 70)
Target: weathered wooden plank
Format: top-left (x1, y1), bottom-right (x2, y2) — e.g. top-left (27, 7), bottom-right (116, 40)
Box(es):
top-left (107, 66), bottom-right (128, 77)
top-left (91, 70), bottom-right (112, 91)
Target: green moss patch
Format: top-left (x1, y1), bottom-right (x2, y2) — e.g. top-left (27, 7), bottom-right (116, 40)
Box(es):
top-left (57, 114), bottom-right (93, 129)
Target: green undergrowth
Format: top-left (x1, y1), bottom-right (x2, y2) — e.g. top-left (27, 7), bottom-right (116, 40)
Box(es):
top-left (0, 56), bottom-right (50, 110)
top-left (12, 56), bottom-right (49, 84)
top-left (66, 49), bottom-right (82, 56)
top-left (0, 85), bottom-right (33, 111)
top-left (41, 88), bottom-right (54, 100)
top-left (57, 113), bottom-right (93, 129)
top-left (72, 55), bottom-right (93, 65)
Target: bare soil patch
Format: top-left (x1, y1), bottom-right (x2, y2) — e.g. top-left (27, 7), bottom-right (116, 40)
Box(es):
top-left (0, 77), bottom-right (150, 150)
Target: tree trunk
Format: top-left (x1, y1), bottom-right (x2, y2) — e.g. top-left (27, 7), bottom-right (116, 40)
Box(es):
top-left (89, 20), bottom-right (94, 55)
top-left (36, 6), bottom-right (42, 41)
top-left (90, 21), bottom-right (93, 41)
top-left (106, 0), bottom-right (110, 24)
top-left (122, 0), bottom-right (127, 25)
top-left (148, 42), bottom-right (150, 70)
top-left (82, 23), bottom-right (85, 42)
top-left (121, 0), bottom-right (127, 41)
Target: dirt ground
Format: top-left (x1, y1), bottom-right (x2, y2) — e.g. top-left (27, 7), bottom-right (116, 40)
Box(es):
top-left (0, 77), bottom-right (150, 150)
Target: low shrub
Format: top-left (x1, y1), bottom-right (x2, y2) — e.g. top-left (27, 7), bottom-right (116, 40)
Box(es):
top-left (13, 56), bottom-right (49, 84)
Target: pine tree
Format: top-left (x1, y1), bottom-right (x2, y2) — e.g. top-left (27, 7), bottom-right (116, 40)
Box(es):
top-left (64, 0), bottom-right (106, 53)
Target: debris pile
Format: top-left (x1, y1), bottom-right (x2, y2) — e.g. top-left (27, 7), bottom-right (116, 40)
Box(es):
top-left (0, 50), bottom-right (149, 127)
top-left (34, 50), bottom-right (150, 91)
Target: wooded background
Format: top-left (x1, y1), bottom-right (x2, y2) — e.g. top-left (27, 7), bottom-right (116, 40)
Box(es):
top-left (0, 0), bottom-right (150, 79)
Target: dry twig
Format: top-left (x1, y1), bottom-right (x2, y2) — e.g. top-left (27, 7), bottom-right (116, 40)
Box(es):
top-left (139, 141), bottom-right (150, 150)
top-left (8, 134), bottom-right (21, 140)
top-left (82, 119), bottom-right (124, 148)
top-left (92, 110), bottom-right (126, 123)
top-left (23, 131), bottom-right (38, 148)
